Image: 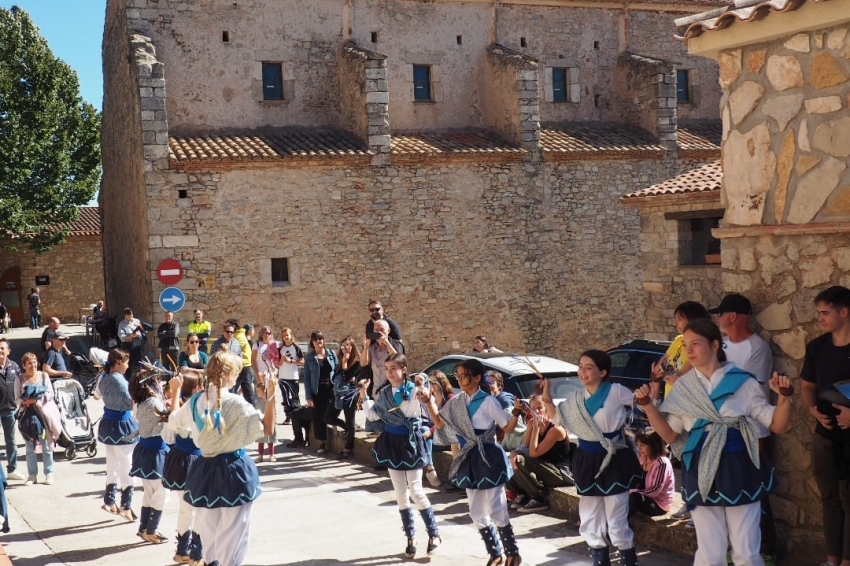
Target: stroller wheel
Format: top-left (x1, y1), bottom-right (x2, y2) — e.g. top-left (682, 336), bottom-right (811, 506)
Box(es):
top-left (66, 446), bottom-right (77, 461)
top-left (86, 443), bottom-right (97, 457)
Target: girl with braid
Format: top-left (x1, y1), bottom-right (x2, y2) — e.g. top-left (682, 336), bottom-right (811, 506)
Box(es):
top-left (162, 373), bottom-right (205, 565)
top-left (169, 350), bottom-right (275, 566)
top-left (128, 367), bottom-right (171, 544)
top-left (359, 354), bottom-right (441, 559)
top-left (420, 359), bottom-right (523, 566)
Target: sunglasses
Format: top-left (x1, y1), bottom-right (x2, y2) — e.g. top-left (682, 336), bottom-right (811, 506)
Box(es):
top-left (453, 373), bottom-right (472, 381)
top-left (368, 308), bottom-right (382, 312)
top-left (262, 331), bottom-right (271, 335)
top-left (223, 330), bottom-right (234, 334)
top-left (188, 340), bottom-right (199, 344)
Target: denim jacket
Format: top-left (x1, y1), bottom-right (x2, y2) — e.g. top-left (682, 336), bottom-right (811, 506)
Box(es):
top-left (303, 349), bottom-right (338, 402)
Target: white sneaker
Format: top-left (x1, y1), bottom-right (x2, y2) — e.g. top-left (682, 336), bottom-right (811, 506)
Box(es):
top-left (44, 474), bottom-right (54, 485)
top-left (24, 475), bottom-right (36, 486)
top-left (6, 471), bottom-right (25, 481)
top-left (671, 503), bottom-right (690, 519)
top-left (425, 467), bottom-right (442, 488)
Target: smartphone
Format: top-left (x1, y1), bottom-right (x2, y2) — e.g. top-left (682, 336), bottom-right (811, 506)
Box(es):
top-left (366, 331), bottom-right (381, 341)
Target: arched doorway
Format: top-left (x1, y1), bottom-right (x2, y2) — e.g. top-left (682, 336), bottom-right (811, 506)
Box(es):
top-left (0, 267), bottom-right (23, 327)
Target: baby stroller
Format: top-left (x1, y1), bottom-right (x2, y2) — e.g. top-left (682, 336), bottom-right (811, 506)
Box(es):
top-left (52, 377), bottom-right (98, 461)
top-left (94, 316), bottom-right (119, 350)
top-left (67, 351), bottom-right (102, 395)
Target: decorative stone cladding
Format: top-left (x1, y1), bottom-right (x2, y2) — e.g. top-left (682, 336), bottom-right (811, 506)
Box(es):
top-left (671, 2), bottom-right (850, 558)
top-left (102, 0), bottom-right (723, 363)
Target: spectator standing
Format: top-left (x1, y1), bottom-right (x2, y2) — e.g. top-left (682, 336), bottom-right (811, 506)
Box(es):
top-left (711, 292), bottom-right (778, 565)
top-left (252, 326), bottom-right (277, 463)
top-left (327, 336), bottom-right (362, 459)
top-left (303, 330), bottom-right (337, 454)
top-left (157, 311), bottom-right (180, 371)
top-left (800, 286), bottom-right (850, 566)
top-left (187, 310), bottom-right (211, 353)
top-left (42, 334), bottom-right (73, 380)
top-left (27, 287), bottom-right (40, 329)
top-left (231, 323), bottom-right (255, 405)
top-left (361, 319), bottom-right (402, 398)
top-left (0, 340), bottom-right (23, 480)
top-left (118, 308), bottom-right (145, 370)
top-left (628, 431), bottom-right (674, 519)
top-left (365, 300), bottom-right (403, 342)
top-left (210, 323), bottom-right (241, 358)
top-left (16, 352), bottom-right (62, 486)
top-left (276, 328), bottom-right (304, 425)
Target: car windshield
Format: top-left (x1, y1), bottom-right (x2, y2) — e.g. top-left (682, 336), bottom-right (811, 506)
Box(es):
top-left (513, 372), bottom-right (582, 399)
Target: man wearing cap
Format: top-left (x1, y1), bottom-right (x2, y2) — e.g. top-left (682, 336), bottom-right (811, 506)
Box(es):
top-left (41, 318), bottom-right (70, 355)
top-left (42, 333), bottom-right (73, 379)
top-left (710, 293), bottom-right (777, 565)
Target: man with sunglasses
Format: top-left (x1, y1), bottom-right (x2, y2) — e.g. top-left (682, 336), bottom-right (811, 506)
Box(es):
top-left (365, 300), bottom-right (402, 343)
top-left (211, 323), bottom-right (242, 359)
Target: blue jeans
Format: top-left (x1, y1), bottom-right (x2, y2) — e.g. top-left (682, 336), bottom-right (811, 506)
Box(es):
top-left (0, 410), bottom-right (17, 473)
top-left (25, 439), bottom-right (53, 477)
top-left (29, 308), bottom-right (39, 329)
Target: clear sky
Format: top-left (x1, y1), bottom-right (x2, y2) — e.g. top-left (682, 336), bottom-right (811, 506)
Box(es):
top-left (1, 1), bottom-right (105, 110)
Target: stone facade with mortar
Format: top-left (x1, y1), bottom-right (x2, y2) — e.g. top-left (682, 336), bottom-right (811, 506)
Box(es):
top-left (102, 0), bottom-right (724, 366)
top-left (675, 2), bottom-right (850, 557)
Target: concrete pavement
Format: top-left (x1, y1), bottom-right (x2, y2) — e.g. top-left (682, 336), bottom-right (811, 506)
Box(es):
top-left (0, 325), bottom-right (694, 566)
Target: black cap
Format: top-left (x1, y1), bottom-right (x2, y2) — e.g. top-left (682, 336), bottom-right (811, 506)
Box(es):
top-left (708, 294), bottom-right (753, 315)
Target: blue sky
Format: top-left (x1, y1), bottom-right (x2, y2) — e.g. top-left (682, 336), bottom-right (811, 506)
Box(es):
top-left (2, 1), bottom-right (105, 109)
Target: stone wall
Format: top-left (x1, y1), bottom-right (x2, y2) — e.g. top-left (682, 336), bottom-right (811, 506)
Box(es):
top-left (141, 156), bottom-right (712, 368)
top-left (0, 237), bottom-right (105, 327)
top-left (339, 41), bottom-right (391, 162)
top-left (481, 45), bottom-right (540, 153)
top-left (101, 0), bottom-right (153, 322)
top-left (615, 53), bottom-right (677, 149)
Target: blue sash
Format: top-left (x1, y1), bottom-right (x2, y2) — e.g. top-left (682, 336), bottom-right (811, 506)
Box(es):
top-left (585, 381), bottom-right (611, 417)
top-left (174, 435), bottom-right (201, 455)
top-left (216, 448), bottom-right (246, 461)
top-left (457, 428), bottom-right (488, 449)
top-left (578, 430), bottom-right (622, 453)
top-left (682, 368), bottom-right (753, 471)
top-left (139, 435), bottom-right (166, 450)
top-left (104, 408), bottom-right (132, 421)
top-left (385, 424), bottom-right (409, 435)
top-left (466, 390), bottom-right (488, 419)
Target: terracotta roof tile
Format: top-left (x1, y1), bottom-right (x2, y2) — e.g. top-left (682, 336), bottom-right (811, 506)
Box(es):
top-left (675, 0), bottom-right (829, 41)
top-left (169, 128), bottom-right (373, 168)
top-left (49, 206), bottom-right (100, 236)
top-left (540, 123), bottom-right (665, 160)
top-left (622, 160), bottom-right (722, 200)
top-left (390, 130), bottom-right (525, 162)
top-left (678, 121), bottom-right (722, 157)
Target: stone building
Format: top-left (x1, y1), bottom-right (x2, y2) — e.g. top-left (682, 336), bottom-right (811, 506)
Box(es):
top-left (101, 0), bottom-right (724, 364)
top-left (619, 0), bottom-right (850, 556)
top-left (0, 207), bottom-right (105, 327)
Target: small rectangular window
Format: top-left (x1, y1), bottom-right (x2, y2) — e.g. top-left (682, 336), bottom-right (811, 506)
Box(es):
top-left (271, 258), bottom-right (290, 285)
top-left (520, 37), bottom-right (527, 48)
top-left (552, 68), bottom-right (567, 103)
top-left (413, 65), bottom-right (431, 102)
top-left (262, 62), bottom-right (284, 101)
top-left (679, 217), bottom-right (721, 265)
top-left (677, 69), bottom-right (690, 103)
top-left (371, 31), bottom-right (378, 43)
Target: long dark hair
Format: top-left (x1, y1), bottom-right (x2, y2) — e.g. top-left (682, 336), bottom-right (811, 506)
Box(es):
top-left (579, 349), bottom-right (611, 380)
top-left (674, 301), bottom-right (712, 322)
top-left (683, 319), bottom-right (727, 362)
top-left (309, 330), bottom-right (324, 352)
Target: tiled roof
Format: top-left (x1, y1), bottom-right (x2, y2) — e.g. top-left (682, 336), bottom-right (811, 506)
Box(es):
top-left (390, 130), bottom-right (526, 163)
top-left (540, 123), bottom-right (665, 160)
top-left (678, 121), bottom-right (722, 157)
top-left (675, 0), bottom-right (830, 41)
top-left (621, 160), bottom-right (722, 201)
top-left (51, 206), bottom-right (100, 236)
top-left (169, 128), bottom-right (373, 168)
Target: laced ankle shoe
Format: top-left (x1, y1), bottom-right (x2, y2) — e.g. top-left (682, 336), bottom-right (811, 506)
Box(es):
top-left (427, 535), bottom-right (442, 556)
top-left (118, 507), bottom-right (137, 522)
top-left (172, 554), bottom-right (191, 564)
top-left (404, 536), bottom-right (416, 558)
top-left (101, 503), bottom-right (119, 515)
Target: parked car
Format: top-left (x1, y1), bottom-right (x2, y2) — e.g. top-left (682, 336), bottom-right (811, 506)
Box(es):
top-left (606, 339), bottom-right (671, 391)
top-left (419, 352), bottom-right (581, 401)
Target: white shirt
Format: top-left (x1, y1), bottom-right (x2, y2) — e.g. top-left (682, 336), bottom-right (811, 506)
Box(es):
top-left (468, 394), bottom-right (511, 429)
top-left (553, 383), bottom-right (634, 433)
top-left (278, 342), bottom-right (300, 381)
top-left (665, 363), bottom-right (775, 435)
top-left (723, 334), bottom-right (773, 395)
top-left (363, 385), bottom-right (425, 420)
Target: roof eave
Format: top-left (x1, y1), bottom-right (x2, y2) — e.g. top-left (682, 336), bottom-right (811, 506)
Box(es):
top-left (620, 189), bottom-right (722, 207)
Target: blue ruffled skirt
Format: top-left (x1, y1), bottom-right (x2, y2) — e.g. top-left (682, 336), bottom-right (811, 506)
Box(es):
top-left (453, 442), bottom-right (512, 489)
top-left (573, 442), bottom-right (643, 496)
top-left (373, 424), bottom-right (427, 470)
top-left (184, 450), bottom-right (261, 509)
top-left (130, 436), bottom-right (170, 479)
top-left (162, 437), bottom-right (201, 491)
top-left (98, 409), bottom-right (139, 445)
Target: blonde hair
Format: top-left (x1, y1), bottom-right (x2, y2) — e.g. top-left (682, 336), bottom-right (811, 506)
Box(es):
top-left (204, 350), bottom-right (243, 434)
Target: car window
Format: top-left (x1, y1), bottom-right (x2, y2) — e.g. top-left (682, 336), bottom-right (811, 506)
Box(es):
top-left (424, 358), bottom-right (463, 389)
top-left (628, 351), bottom-right (660, 380)
top-left (609, 351), bottom-right (630, 377)
top-left (512, 373), bottom-right (582, 400)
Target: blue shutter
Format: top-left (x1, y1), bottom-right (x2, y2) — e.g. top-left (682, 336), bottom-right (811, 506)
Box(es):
top-left (552, 68), bottom-right (566, 102)
top-left (413, 65), bottom-right (431, 101)
top-left (677, 69), bottom-right (689, 103)
top-left (262, 63), bottom-right (283, 100)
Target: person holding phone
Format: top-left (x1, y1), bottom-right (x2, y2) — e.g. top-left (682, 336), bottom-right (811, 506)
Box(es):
top-left (360, 319), bottom-right (402, 398)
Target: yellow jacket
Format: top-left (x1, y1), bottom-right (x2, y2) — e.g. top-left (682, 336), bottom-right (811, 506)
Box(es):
top-left (233, 328), bottom-right (252, 366)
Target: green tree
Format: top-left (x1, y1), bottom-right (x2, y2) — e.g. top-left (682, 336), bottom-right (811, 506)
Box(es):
top-left (0, 6), bottom-right (101, 252)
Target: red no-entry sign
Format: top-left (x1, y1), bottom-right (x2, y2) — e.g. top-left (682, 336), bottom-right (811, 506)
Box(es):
top-left (157, 258), bottom-right (184, 286)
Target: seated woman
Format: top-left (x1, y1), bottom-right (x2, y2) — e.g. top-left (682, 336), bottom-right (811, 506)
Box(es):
top-left (505, 394), bottom-right (571, 513)
top-left (178, 333), bottom-right (208, 379)
top-left (628, 430), bottom-right (674, 519)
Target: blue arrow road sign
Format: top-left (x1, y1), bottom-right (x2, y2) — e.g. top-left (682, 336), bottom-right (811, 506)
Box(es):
top-left (159, 287), bottom-right (186, 312)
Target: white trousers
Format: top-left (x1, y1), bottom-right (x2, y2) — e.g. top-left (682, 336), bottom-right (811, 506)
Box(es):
top-left (177, 494), bottom-right (197, 534)
top-left (104, 444), bottom-right (135, 489)
top-left (194, 503), bottom-right (252, 566)
top-left (467, 486), bottom-right (510, 528)
top-left (579, 492), bottom-right (634, 550)
top-left (691, 503), bottom-right (763, 566)
top-left (388, 469), bottom-right (431, 511)
top-left (141, 478), bottom-right (169, 510)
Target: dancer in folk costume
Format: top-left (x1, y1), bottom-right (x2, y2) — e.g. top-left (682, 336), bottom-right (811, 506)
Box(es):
top-left (162, 372), bottom-right (205, 565)
top-left (171, 350), bottom-right (275, 566)
top-left (360, 354), bottom-right (441, 559)
top-left (420, 359), bottom-right (523, 566)
top-left (636, 319), bottom-right (792, 566)
top-left (542, 349), bottom-right (643, 566)
top-left (97, 348), bottom-right (139, 521)
top-left (129, 367), bottom-right (171, 543)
